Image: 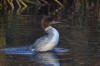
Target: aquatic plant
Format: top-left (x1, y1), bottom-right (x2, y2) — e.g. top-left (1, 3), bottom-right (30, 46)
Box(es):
top-left (0, 0), bottom-right (100, 18)
top-left (3, 0), bottom-right (41, 10)
top-left (0, 17), bottom-right (6, 48)
top-left (24, 0), bottom-right (40, 5)
top-left (49, 0), bottom-right (63, 15)
top-left (0, 3), bottom-right (2, 10)
top-left (7, 0), bottom-right (27, 10)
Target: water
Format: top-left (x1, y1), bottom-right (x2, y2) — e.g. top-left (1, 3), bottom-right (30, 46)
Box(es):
top-left (0, 1), bottom-right (100, 66)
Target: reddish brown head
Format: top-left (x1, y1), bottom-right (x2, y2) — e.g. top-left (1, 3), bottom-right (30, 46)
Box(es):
top-left (41, 17), bottom-right (61, 29)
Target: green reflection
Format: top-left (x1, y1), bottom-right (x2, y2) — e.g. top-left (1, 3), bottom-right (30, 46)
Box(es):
top-left (0, 3), bottom-right (2, 10)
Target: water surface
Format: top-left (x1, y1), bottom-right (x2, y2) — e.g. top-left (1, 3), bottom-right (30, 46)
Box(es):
top-left (0, 1), bottom-right (100, 66)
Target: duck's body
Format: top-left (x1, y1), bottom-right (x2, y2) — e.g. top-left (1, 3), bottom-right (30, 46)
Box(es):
top-left (29, 17), bottom-right (60, 52)
top-left (29, 26), bottom-right (59, 51)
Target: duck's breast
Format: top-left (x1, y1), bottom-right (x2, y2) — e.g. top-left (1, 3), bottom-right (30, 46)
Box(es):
top-left (42, 28), bottom-right (59, 51)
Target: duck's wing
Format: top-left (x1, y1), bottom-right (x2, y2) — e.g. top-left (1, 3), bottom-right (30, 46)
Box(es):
top-left (29, 35), bottom-right (49, 49)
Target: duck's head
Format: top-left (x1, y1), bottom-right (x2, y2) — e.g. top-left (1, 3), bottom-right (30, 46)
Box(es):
top-left (41, 17), bottom-right (61, 29)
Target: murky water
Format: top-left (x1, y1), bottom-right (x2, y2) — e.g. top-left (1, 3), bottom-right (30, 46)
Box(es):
top-left (0, 0), bottom-right (100, 66)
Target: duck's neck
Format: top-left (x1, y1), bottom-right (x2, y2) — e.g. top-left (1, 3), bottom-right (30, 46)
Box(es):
top-left (45, 26), bottom-right (59, 36)
top-left (45, 26), bottom-right (59, 45)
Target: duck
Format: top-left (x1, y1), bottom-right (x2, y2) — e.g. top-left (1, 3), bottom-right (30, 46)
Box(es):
top-left (0, 17), bottom-right (68, 54)
top-left (28, 16), bottom-right (61, 52)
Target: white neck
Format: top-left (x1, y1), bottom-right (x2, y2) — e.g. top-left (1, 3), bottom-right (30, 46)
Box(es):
top-left (45, 26), bottom-right (58, 34)
top-left (43, 26), bottom-right (59, 51)
top-left (45, 26), bottom-right (59, 40)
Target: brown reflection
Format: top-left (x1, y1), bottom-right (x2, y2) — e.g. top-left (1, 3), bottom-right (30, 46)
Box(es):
top-left (0, 54), bottom-right (6, 66)
top-left (0, 16), bottom-right (6, 48)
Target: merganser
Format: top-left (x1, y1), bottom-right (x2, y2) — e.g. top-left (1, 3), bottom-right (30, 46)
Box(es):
top-left (29, 17), bottom-right (61, 52)
top-left (0, 17), bottom-right (68, 54)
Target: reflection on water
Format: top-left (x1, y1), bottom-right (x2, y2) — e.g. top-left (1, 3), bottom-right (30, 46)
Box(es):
top-left (32, 52), bottom-right (60, 66)
top-left (0, 47), bottom-right (68, 66)
top-left (0, 48), bottom-right (65, 66)
top-left (0, 0), bottom-right (63, 15)
top-left (0, 47), bottom-right (68, 55)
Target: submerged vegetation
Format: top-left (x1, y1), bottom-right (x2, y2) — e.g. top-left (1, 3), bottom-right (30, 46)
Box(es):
top-left (0, 3), bottom-right (2, 10)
